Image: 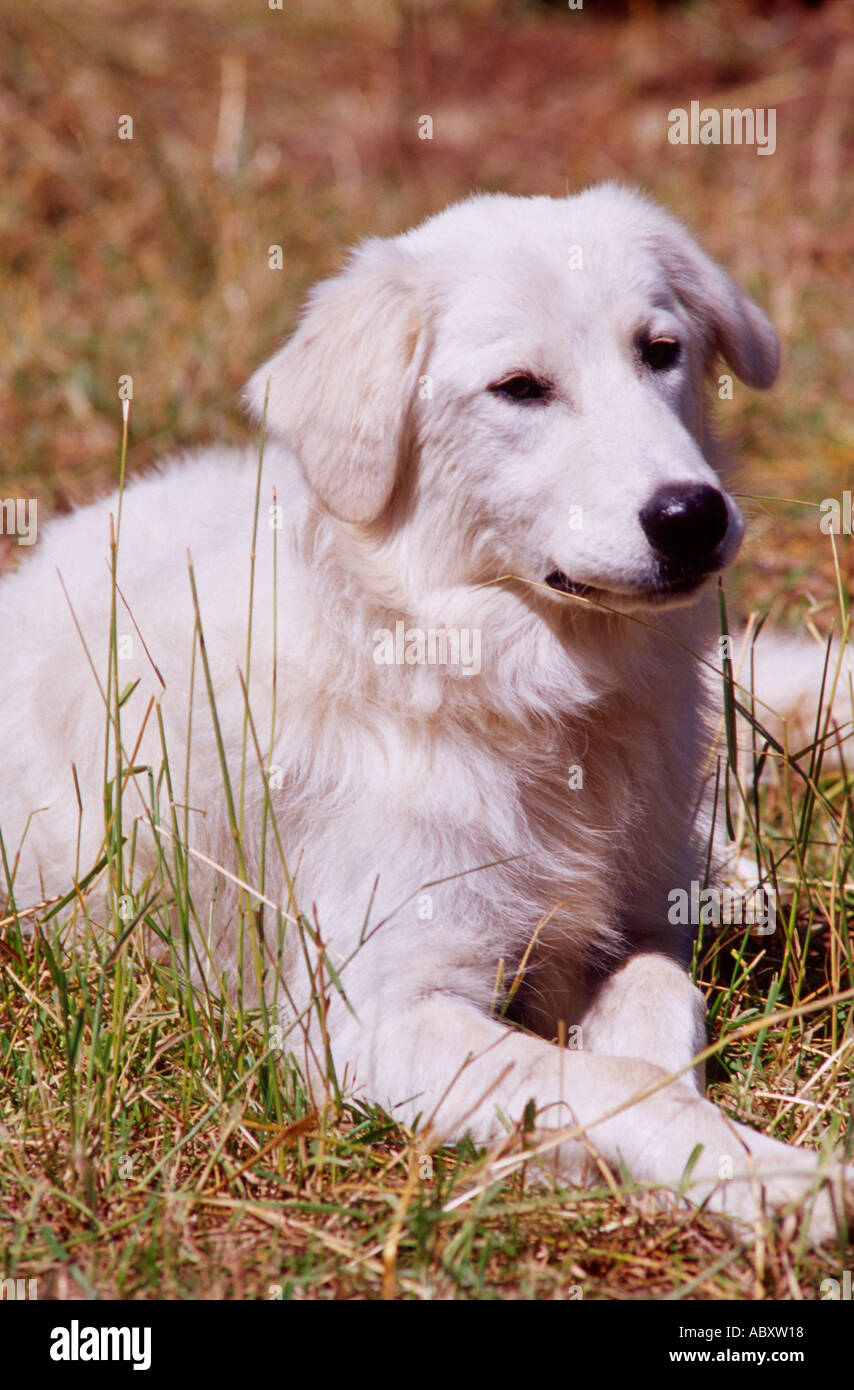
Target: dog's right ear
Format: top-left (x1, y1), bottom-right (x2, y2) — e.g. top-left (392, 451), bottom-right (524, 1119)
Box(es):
top-left (649, 215), bottom-right (780, 390)
top-left (245, 242), bottom-right (425, 524)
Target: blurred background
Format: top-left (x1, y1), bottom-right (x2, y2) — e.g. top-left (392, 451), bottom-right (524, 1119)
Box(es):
top-left (1, 0), bottom-right (852, 616)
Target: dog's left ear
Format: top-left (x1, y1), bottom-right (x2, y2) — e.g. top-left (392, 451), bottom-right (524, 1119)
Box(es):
top-left (653, 223), bottom-right (780, 389)
top-left (245, 241), bottom-right (425, 524)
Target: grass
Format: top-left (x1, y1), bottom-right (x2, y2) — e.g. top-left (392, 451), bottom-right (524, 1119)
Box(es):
top-left (1, 0), bottom-right (853, 1300)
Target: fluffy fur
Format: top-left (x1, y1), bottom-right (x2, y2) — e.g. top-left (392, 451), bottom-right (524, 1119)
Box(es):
top-left (1, 186), bottom-right (850, 1237)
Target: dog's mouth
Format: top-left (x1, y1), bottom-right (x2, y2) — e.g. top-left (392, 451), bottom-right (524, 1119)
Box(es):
top-left (545, 570), bottom-right (594, 598)
top-left (544, 567), bottom-right (711, 609)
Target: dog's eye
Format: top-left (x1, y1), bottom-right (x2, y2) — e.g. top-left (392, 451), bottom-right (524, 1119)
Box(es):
top-left (641, 337), bottom-right (681, 371)
top-left (489, 374), bottom-right (549, 402)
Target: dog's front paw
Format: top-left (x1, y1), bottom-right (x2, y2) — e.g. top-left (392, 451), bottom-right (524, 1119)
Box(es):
top-left (690, 1123), bottom-right (851, 1243)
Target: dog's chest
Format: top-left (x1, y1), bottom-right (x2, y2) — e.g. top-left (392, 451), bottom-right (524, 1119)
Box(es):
top-left (410, 691), bottom-right (692, 918)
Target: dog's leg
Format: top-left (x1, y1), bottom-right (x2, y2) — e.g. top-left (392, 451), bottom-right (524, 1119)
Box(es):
top-left (579, 952), bottom-right (708, 1092)
top-left (345, 994), bottom-right (849, 1240)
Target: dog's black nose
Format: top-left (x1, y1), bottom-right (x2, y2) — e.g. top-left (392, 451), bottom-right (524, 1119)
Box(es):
top-left (639, 483), bottom-right (729, 563)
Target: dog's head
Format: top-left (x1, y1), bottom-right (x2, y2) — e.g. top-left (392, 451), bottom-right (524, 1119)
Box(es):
top-left (246, 186), bottom-right (778, 615)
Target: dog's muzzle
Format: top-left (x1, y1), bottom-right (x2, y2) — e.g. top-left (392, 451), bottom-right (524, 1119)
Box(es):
top-left (639, 482), bottom-right (729, 571)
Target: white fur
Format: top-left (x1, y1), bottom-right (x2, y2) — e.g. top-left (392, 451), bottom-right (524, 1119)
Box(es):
top-left (1, 186), bottom-right (850, 1237)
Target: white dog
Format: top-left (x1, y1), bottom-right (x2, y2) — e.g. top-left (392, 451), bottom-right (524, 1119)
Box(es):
top-left (1, 185), bottom-right (850, 1237)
